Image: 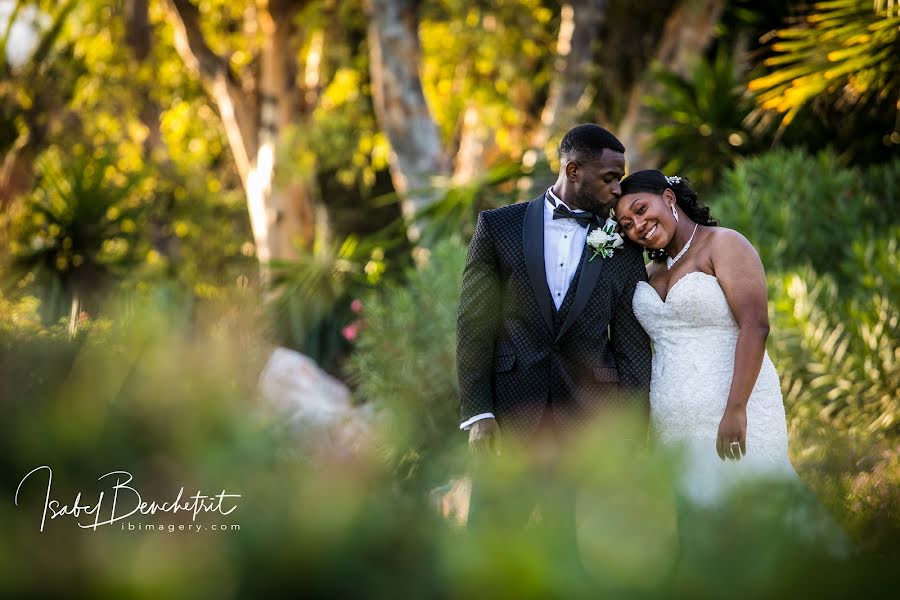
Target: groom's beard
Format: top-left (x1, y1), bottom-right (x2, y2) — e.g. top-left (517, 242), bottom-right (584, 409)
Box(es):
top-left (573, 189), bottom-right (609, 215)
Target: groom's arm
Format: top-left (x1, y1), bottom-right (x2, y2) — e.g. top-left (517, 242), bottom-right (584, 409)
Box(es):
top-left (457, 212), bottom-right (502, 428)
top-left (610, 245), bottom-right (652, 399)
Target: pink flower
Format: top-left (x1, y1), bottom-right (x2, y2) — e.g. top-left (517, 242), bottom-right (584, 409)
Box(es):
top-left (350, 299), bottom-right (363, 314)
top-left (342, 323), bottom-right (358, 341)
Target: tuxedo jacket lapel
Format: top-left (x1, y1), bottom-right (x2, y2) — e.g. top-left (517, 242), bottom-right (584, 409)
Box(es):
top-left (523, 196), bottom-right (554, 335)
top-left (555, 221), bottom-right (604, 342)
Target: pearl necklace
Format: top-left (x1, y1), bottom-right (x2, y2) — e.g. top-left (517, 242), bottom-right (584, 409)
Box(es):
top-left (665, 223), bottom-right (699, 270)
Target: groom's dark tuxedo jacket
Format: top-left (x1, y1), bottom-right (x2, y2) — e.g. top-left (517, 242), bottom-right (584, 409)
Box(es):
top-left (457, 194), bottom-right (652, 438)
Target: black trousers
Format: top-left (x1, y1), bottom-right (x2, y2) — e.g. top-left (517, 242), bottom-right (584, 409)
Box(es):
top-left (467, 403), bottom-right (577, 545)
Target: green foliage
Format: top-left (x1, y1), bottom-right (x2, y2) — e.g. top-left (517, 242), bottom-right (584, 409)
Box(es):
top-left (0, 0), bottom-right (81, 152)
top-left (0, 290), bottom-right (112, 409)
top-left (707, 149), bottom-right (900, 279)
top-left (267, 236), bottom-right (367, 371)
top-left (789, 433), bottom-right (900, 554)
top-left (749, 0), bottom-right (900, 154)
top-left (0, 303), bottom-right (896, 595)
top-left (267, 158), bottom-right (529, 373)
top-left (417, 161), bottom-right (533, 246)
top-left (647, 49), bottom-right (763, 188)
top-left (345, 237), bottom-right (467, 476)
top-left (420, 1), bottom-right (560, 154)
top-left (769, 263), bottom-right (898, 441)
top-left (841, 444), bottom-right (900, 549)
top-left (7, 146), bottom-right (149, 320)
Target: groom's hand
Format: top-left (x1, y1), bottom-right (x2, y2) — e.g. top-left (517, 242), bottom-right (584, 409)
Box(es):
top-left (468, 418), bottom-right (501, 458)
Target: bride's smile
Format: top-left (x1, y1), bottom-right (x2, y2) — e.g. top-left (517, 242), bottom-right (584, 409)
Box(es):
top-left (642, 223), bottom-right (659, 243)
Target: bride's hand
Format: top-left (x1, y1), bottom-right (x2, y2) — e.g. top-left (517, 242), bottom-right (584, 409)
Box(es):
top-left (716, 407), bottom-right (747, 461)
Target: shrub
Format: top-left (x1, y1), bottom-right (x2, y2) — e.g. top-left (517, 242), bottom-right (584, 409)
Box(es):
top-left (345, 237), bottom-right (467, 477)
top-left (768, 263), bottom-right (898, 443)
top-left (707, 149), bottom-right (900, 280)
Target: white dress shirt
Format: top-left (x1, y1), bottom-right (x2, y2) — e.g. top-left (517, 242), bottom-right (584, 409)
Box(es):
top-left (460, 188), bottom-right (590, 430)
top-left (543, 187), bottom-right (590, 310)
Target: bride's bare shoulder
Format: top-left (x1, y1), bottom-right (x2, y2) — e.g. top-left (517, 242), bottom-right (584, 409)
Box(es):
top-left (706, 227), bottom-right (765, 277)
top-left (707, 227), bottom-right (758, 253)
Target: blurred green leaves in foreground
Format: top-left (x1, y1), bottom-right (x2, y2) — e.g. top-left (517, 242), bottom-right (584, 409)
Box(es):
top-left (0, 292), bottom-right (896, 597)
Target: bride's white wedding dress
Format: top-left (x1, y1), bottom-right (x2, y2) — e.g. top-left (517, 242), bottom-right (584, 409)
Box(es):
top-left (632, 271), bottom-right (799, 505)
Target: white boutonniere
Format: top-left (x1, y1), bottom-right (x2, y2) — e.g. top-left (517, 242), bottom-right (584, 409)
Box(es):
top-left (586, 218), bottom-right (624, 261)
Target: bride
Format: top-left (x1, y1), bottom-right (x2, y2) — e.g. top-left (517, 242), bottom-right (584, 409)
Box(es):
top-left (612, 170), bottom-right (799, 505)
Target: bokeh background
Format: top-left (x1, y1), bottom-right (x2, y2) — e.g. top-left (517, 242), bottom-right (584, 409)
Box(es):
top-left (0, 0), bottom-right (897, 596)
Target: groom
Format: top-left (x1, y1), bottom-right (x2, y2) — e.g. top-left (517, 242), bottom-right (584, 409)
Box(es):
top-left (457, 124), bottom-right (651, 509)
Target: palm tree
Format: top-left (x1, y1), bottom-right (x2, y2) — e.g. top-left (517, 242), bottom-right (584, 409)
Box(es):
top-left (645, 49), bottom-right (762, 188)
top-left (749, 0), bottom-right (900, 143)
top-left (10, 148), bottom-right (148, 333)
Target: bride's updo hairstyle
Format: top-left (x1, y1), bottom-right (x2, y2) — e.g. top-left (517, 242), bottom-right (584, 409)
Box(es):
top-left (618, 170), bottom-right (718, 262)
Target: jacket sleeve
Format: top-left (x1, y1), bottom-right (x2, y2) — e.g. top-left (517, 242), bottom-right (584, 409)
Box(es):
top-left (610, 245), bottom-right (652, 401)
top-left (456, 212), bottom-right (502, 424)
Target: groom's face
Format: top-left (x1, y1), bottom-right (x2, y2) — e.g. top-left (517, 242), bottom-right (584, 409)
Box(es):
top-left (568, 149), bottom-right (626, 214)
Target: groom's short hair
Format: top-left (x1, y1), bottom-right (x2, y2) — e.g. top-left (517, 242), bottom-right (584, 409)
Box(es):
top-left (559, 124), bottom-right (625, 162)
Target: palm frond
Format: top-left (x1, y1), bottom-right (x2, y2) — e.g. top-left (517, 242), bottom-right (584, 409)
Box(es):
top-left (749, 0), bottom-right (900, 133)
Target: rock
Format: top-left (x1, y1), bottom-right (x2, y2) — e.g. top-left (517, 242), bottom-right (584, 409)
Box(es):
top-left (259, 347), bottom-right (351, 419)
top-left (258, 347), bottom-right (371, 457)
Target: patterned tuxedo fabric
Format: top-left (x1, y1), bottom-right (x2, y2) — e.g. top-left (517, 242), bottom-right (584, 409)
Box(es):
top-left (456, 196), bottom-right (652, 440)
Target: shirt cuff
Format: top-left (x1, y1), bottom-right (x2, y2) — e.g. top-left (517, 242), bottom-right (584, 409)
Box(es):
top-left (459, 413), bottom-right (496, 430)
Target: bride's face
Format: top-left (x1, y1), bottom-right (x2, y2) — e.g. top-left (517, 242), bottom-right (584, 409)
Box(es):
top-left (614, 190), bottom-right (677, 250)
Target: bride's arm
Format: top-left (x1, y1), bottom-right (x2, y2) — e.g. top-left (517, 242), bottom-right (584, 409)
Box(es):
top-left (711, 229), bottom-right (770, 461)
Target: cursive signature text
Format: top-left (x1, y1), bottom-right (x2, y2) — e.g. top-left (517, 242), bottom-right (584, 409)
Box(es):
top-left (15, 466), bottom-right (241, 532)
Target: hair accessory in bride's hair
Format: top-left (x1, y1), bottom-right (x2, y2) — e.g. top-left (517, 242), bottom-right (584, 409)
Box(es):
top-left (665, 175), bottom-right (682, 185)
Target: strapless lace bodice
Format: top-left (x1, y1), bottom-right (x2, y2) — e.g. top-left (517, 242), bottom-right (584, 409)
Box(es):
top-left (632, 271), bottom-right (795, 504)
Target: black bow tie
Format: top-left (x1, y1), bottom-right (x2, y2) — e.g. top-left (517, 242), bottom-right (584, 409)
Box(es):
top-left (552, 203), bottom-right (596, 228)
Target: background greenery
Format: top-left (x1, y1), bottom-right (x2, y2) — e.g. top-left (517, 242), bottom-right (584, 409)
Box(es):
top-left (0, 0), bottom-right (897, 595)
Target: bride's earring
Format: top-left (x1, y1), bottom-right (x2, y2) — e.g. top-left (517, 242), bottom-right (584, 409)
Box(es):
top-left (671, 203), bottom-right (679, 222)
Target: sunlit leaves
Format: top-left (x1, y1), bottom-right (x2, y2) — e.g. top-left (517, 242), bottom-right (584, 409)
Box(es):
top-left (8, 145), bottom-right (151, 317)
top-left (160, 99), bottom-right (227, 177)
top-left (770, 263), bottom-right (899, 440)
top-left (749, 0), bottom-right (900, 142)
top-left (420, 1), bottom-right (559, 155)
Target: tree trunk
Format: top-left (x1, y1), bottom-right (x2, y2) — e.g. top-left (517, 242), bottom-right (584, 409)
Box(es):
top-left (68, 291), bottom-right (81, 338)
top-left (165, 0), bottom-right (319, 283)
top-left (365, 0), bottom-right (451, 242)
top-left (531, 0), bottom-right (608, 153)
top-left (452, 104), bottom-right (496, 184)
top-left (0, 0), bottom-right (80, 210)
top-left (616, 0), bottom-right (725, 170)
top-left (124, 0), bottom-right (182, 264)
top-left (0, 137), bottom-right (33, 210)
top-left (123, 0), bottom-right (162, 158)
